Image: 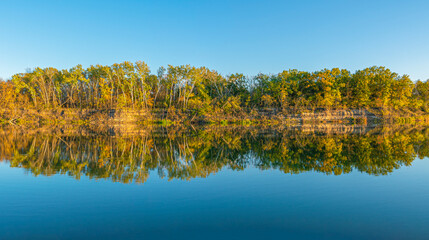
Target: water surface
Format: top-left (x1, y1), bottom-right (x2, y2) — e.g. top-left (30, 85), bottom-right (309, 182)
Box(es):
top-left (0, 126), bottom-right (428, 239)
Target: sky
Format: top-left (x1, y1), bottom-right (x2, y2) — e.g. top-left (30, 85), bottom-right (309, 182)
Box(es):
top-left (0, 0), bottom-right (428, 81)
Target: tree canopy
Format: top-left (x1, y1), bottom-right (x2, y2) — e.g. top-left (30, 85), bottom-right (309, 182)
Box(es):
top-left (1, 62), bottom-right (428, 116)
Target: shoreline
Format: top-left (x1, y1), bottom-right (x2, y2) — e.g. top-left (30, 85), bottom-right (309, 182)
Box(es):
top-left (1, 107), bottom-right (429, 127)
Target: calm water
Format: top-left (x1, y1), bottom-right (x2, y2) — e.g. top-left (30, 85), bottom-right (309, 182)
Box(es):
top-left (0, 126), bottom-right (429, 239)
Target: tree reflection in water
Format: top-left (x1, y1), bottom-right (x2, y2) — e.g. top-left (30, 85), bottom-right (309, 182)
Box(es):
top-left (0, 126), bottom-right (428, 183)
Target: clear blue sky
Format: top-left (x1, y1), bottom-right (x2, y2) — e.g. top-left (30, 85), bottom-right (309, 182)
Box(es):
top-left (1, 0), bottom-right (428, 81)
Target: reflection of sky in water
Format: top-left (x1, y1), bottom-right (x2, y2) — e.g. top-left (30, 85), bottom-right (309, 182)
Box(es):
top-left (0, 158), bottom-right (428, 240)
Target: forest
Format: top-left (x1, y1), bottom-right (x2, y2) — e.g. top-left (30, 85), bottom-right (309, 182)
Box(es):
top-left (1, 61), bottom-right (429, 122)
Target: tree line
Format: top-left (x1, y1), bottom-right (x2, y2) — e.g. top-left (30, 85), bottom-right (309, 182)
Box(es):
top-left (1, 61), bottom-right (429, 115)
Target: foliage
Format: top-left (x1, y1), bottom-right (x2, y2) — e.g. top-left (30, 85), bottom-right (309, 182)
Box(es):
top-left (2, 63), bottom-right (429, 116)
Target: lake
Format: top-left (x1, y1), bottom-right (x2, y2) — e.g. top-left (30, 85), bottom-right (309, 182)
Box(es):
top-left (0, 125), bottom-right (428, 239)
